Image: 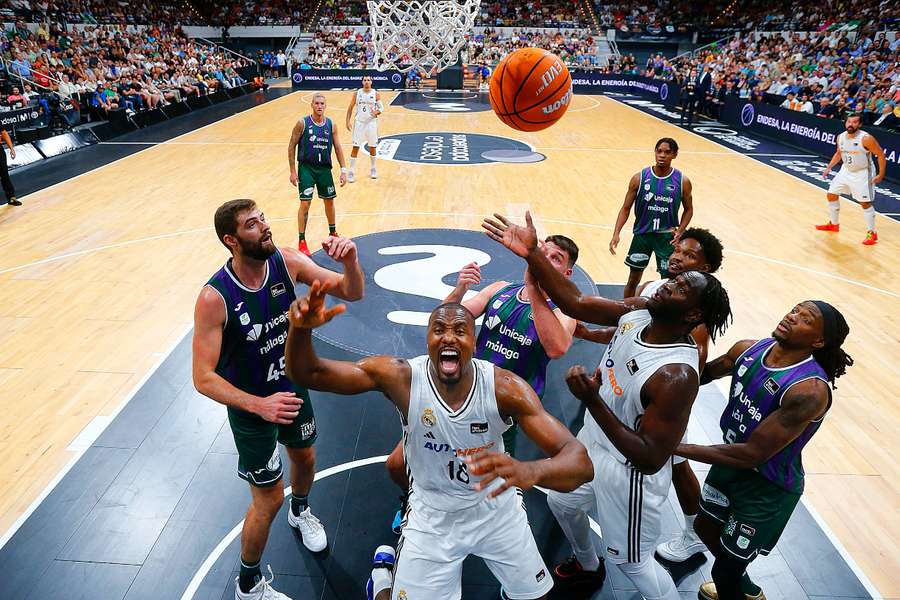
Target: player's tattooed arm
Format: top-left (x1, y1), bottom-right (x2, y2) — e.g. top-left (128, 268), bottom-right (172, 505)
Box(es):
top-left (609, 172), bottom-right (640, 255)
top-left (567, 363), bottom-right (697, 474)
top-left (285, 281), bottom-right (412, 412)
top-left (466, 368), bottom-right (593, 497)
top-left (483, 211), bottom-right (646, 326)
top-left (288, 119), bottom-right (303, 185)
top-left (676, 378), bottom-right (829, 468)
top-left (699, 339), bottom-right (756, 385)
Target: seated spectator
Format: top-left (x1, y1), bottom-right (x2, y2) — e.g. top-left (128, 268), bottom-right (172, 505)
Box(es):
top-left (780, 91), bottom-right (801, 110)
top-left (871, 103), bottom-right (899, 131)
top-left (816, 97), bottom-right (838, 118)
top-left (6, 87), bottom-right (27, 108)
top-left (798, 93), bottom-right (814, 114)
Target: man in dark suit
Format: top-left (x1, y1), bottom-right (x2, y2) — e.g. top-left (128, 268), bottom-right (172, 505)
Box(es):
top-left (0, 128), bottom-right (19, 207)
top-left (871, 104), bottom-right (899, 131)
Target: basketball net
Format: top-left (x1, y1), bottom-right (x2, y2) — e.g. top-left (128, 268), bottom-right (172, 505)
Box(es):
top-left (366, 0), bottom-right (480, 74)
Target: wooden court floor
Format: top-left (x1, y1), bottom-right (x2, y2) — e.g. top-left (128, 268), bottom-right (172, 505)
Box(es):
top-left (0, 89), bottom-right (897, 598)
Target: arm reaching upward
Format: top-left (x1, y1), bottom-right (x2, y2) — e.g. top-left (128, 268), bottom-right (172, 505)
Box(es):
top-left (483, 211), bottom-right (646, 325)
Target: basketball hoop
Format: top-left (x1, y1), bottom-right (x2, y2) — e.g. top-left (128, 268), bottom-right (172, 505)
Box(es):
top-left (366, 0), bottom-right (480, 74)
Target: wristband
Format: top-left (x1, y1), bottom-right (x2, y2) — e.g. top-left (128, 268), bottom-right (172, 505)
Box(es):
top-left (341, 167), bottom-right (348, 173)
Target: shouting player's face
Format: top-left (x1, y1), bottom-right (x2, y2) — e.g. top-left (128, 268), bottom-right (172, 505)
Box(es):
top-left (427, 306), bottom-right (476, 385)
top-left (667, 238), bottom-right (709, 275)
top-left (233, 209), bottom-right (276, 260)
top-left (773, 302), bottom-right (825, 349)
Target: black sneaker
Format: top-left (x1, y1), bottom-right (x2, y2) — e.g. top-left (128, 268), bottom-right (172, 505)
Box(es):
top-left (8, 197), bottom-right (21, 206)
top-left (552, 555), bottom-right (606, 592)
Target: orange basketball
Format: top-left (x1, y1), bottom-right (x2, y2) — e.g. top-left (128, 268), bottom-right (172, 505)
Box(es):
top-left (488, 48), bottom-right (573, 132)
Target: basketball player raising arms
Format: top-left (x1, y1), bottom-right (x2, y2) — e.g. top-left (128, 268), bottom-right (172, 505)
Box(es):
top-left (677, 301), bottom-right (852, 600)
top-left (288, 93), bottom-right (348, 256)
top-left (192, 199), bottom-right (363, 600)
top-left (816, 112), bottom-right (887, 245)
top-left (383, 235), bottom-right (580, 533)
top-left (609, 138), bottom-right (694, 298)
top-left (576, 227), bottom-right (726, 565)
top-left (483, 212), bottom-right (731, 600)
top-left (285, 283), bottom-right (593, 600)
top-left (346, 75), bottom-right (383, 182)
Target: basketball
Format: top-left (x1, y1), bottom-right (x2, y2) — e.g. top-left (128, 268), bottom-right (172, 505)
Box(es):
top-left (488, 47), bottom-right (573, 132)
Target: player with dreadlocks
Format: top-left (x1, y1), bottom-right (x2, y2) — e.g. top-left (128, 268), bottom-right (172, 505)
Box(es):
top-left (675, 300), bottom-right (853, 600)
top-left (482, 211), bottom-right (732, 600)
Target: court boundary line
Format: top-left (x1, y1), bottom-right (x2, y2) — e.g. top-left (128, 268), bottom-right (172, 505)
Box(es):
top-left (611, 95), bottom-right (887, 600)
top-left (177, 457), bottom-right (604, 600)
top-left (0, 322), bottom-right (194, 551)
top-left (609, 95), bottom-right (900, 226)
top-left (2, 211), bottom-right (897, 301)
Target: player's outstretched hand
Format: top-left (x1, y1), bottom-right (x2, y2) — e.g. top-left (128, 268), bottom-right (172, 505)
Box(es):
top-left (466, 452), bottom-right (539, 499)
top-left (482, 211), bottom-right (538, 258)
top-left (566, 365), bottom-right (602, 405)
top-left (289, 280), bottom-right (346, 330)
top-left (457, 262), bottom-right (481, 288)
top-left (322, 235), bottom-right (358, 264)
top-left (254, 391), bottom-right (302, 425)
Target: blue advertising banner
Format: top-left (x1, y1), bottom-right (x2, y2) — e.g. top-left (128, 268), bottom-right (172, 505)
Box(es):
top-left (570, 71), bottom-right (680, 106)
top-left (721, 97), bottom-right (900, 181)
top-left (291, 68), bottom-right (407, 89)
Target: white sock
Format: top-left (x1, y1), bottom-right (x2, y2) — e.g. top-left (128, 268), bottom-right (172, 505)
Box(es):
top-left (370, 154), bottom-right (377, 168)
top-left (370, 567), bottom-right (392, 596)
top-left (683, 513), bottom-right (696, 533)
top-left (863, 206), bottom-right (876, 232)
top-left (350, 156), bottom-right (357, 171)
top-left (828, 201), bottom-right (840, 225)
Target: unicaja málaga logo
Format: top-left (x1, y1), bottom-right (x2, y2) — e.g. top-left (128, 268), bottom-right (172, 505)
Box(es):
top-left (292, 72), bottom-right (303, 83)
top-left (391, 73), bottom-right (402, 84)
top-left (741, 103), bottom-right (755, 127)
top-left (659, 83), bottom-right (668, 101)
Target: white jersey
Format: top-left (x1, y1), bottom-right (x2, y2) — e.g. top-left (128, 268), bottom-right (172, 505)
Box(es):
top-left (838, 130), bottom-right (875, 174)
top-left (580, 309), bottom-right (699, 466)
top-left (354, 88), bottom-right (378, 124)
top-left (404, 355), bottom-right (511, 512)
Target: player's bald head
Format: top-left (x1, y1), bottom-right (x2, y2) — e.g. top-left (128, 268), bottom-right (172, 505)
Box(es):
top-left (429, 302), bottom-right (475, 327)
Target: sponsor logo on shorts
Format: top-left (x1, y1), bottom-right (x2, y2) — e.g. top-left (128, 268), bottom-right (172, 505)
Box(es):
top-left (737, 535), bottom-right (750, 550)
top-left (740, 524), bottom-right (756, 536)
top-left (270, 282), bottom-right (286, 297)
top-left (302, 187), bottom-right (314, 196)
top-left (626, 358), bottom-right (639, 375)
top-left (327, 186), bottom-right (336, 194)
top-left (470, 422), bottom-right (488, 434)
top-left (246, 323), bottom-right (263, 341)
top-left (702, 483), bottom-right (730, 507)
top-left (421, 408), bottom-right (437, 427)
top-left (301, 418), bottom-right (316, 440)
top-left (629, 252), bottom-right (649, 262)
top-left (239, 312), bottom-right (251, 326)
top-left (764, 378), bottom-right (780, 394)
top-left (536, 568), bottom-right (546, 582)
top-left (607, 546), bottom-right (620, 556)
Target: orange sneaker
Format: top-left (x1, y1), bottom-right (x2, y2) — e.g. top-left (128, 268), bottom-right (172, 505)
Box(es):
top-left (298, 239), bottom-right (310, 256)
top-left (329, 230), bottom-right (339, 237)
top-left (862, 231), bottom-right (878, 245)
top-left (815, 222), bottom-right (840, 232)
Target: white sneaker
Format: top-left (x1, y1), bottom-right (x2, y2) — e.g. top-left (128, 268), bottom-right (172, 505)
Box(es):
top-left (234, 565), bottom-right (292, 600)
top-left (370, 167), bottom-right (377, 179)
top-left (655, 527), bottom-right (707, 562)
top-left (348, 170), bottom-right (355, 183)
top-left (287, 506), bottom-right (327, 552)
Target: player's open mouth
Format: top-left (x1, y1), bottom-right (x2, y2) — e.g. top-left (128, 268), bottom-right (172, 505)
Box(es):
top-left (439, 348), bottom-right (461, 376)
top-left (776, 321), bottom-right (790, 335)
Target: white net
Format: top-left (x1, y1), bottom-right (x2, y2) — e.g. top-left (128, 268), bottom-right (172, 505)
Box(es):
top-left (366, 0), bottom-right (481, 74)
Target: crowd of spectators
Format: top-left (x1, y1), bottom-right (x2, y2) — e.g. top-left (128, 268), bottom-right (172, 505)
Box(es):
top-left (1, 0), bottom-right (208, 26)
top-left (610, 29), bottom-right (900, 131)
top-left (1, 20), bottom-right (255, 118)
top-left (478, 1), bottom-right (588, 28)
